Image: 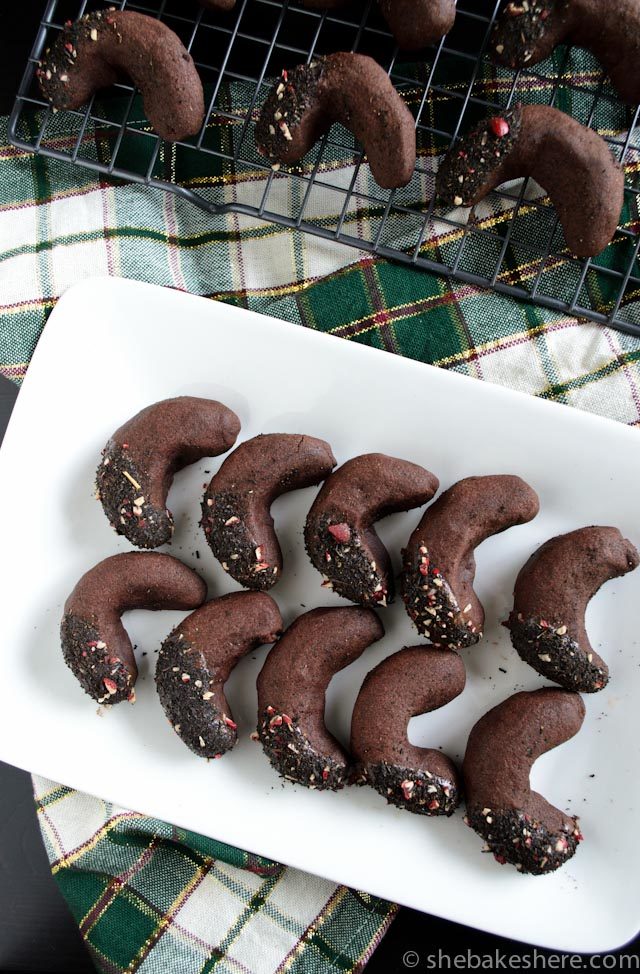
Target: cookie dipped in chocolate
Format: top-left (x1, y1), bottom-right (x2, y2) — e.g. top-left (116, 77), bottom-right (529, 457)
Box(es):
top-left (257, 607), bottom-right (384, 790)
top-left (156, 592), bottom-right (282, 758)
top-left (491, 0), bottom-right (640, 105)
top-left (507, 526), bottom-right (639, 692)
top-left (436, 105), bottom-right (624, 257)
top-left (305, 454), bottom-right (439, 607)
top-left (202, 434), bottom-right (335, 590)
top-left (97, 397), bottom-right (240, 549)
top-left (38, 9), bottom-right (205, 141)
top-left (463, 688), bottom-right (585, 874)
top-left (61, 553), bottom-right (207, 704)
top-left (255, 54), bottom-right (416, 189)
top-left (351, 646), bottom-right (465, 815)
top-left (402, 475), bottom-right (539, 648)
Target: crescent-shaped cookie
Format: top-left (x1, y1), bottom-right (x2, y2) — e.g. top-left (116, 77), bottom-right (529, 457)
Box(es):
top-left (256, 606), bottom-right (384, 790)
top-left (37, 10), bottom-right (205, 141)
top-left (201, 433), bottom-right (336, 590)
top-left (507, 526), bottom-right (639, 692)
top-left (435, 105), bottom-right (624, 258)
top-left (305, 454), bottom-right (439, 606)
top-left (255, 54), bottom-right (416, 190)
top-left (61, 553), bottom-right (207, 704)
top-left (490, 0), bottom-right (640, 105)
top-left (351, 646), bottom-right (466, 814)
top-left (401, 475), bottom-right (539, 648)
top-left (463, 688), bottom-right (585, 874)
top-left (156, 592), bottom-right (282, 758)
top-left (97, 397), bottom-right (240, 549)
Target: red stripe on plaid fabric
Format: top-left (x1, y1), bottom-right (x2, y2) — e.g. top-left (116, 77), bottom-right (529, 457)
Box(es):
top-left (329, 283), bottom-right (470, 340)
top-left (0, 363), bottom-right (28, 381)
top-left (127, 857), bottom-right (218, 972)
top-left (602, 330), bottom-right (640, 418)
top-left (274, 886), bottom-right (347, 973)
top-left (352, 904), bottom-right (399, 974)
top-left (360, 262), bottom-right (399, 354)
top-left (79, 836), bottom-right (163, 937)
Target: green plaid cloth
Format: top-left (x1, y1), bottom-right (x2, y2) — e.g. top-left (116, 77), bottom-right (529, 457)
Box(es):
top-left (32, 777), bottom-right (394, 974)
top-left (3, 38), bottom-right (640, 974)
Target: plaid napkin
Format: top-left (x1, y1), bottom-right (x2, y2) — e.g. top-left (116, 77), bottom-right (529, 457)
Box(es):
top-left (2, 40), bottom-right (640, 974)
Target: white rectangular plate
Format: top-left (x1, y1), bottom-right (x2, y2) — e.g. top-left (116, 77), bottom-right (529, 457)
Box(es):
top-left (0, 278), bottom-right (638, 953)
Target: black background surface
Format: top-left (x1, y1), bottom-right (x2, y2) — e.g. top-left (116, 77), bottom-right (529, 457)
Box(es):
top-left (0, 4), bottom-right (638, 972)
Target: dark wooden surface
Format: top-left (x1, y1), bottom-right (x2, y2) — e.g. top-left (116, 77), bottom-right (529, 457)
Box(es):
top-left (0, 6), bottom-right (638, 973)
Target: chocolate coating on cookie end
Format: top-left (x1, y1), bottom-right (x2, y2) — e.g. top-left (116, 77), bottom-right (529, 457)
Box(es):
top-left (97, 397), bottom-right (240, 550)
top-left (61, 553), bottom-right (207, 704)
top-left (435, 105), bottom-right (624, 258)
top-left (257, 606), bottom-right (384, 790)
top-left (37, 10), bottom-right (205, 142)
top-left (491, 0), bottom-right (640, 105)
top-left (507, 526), bottom-right (639, 693)
top-left (201, 433), bottom-right (336, 590)
top-left (255, 54), bottom-right (416, 190)
top-left (156, 592), bottom-right (282, 758)
top-left (402, 475), bottom-right (539, 648)
top-left (304, 454), bottom-right (439, 606)
top-left (463, 688), bottom-right (585, 874)
top-left (351, 647), bottom-right (465, 815)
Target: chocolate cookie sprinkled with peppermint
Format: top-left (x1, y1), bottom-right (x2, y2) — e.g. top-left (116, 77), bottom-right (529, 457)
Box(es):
top-left (351, 646), bottom-right (465, 815)
top-left (37, 9), bottom-right (205, 141)
top-left (255, 53), bottom-right (416, 189)
top-left (435, 104), bottom-right (624, 258)
top-left (491, 1), bottom-right (567, 69)
top-left (491, 0), bottom-right (640, 105)
top-left (463, 688), bottom-right (585, 874)
top-left (257, 607), bottom-right (384, 790)
top-left (97, 397), bottom-right (240, 550)
top-left (61, 553), bottom-right (206, 704)
top-left (304, 454), bottom-right (438, 607)
top-left (436, 107), bottom-right (522, 209)
top-left (401, 475), bottom-right (539, 649)
top-left (507, 526), bottom-right (639, 693)
top-left (156, 592), bottom-right (282, 758)
top-left (201, 434), bottom-right (335, 591)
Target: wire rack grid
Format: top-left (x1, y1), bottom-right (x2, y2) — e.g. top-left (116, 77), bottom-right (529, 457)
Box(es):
top-left (8, 0), bottom-right (640, 336)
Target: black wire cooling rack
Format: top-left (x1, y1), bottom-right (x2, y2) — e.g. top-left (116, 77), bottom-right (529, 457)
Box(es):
top-left (9, 0), bottom-right (640, 335)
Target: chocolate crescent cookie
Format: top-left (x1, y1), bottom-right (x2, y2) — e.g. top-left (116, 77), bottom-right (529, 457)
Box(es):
top-left (96, 397), bottom-right (240, 550)
top-left (61, 553), bottom-right (206, 704)
top-left (201, 434), bottom-right (336, 590)
top-left (304, 454), bottom-right (439, 607)
top-left (490, 0), bottom-right (640, 105)
top-left (156, 592), bottom-right (282, 758)
top-left (200, 0), bottom-right (455, 49)
top-left (401, 475), bottom-right (539, 649)
top-left (463, 688), bottom-right (585, 874)
top-left (507, 526), bottom-right (639, 693)
top-left (256, 606), bottom-right (384, 790)
top-left (255, 54), bottom-right (416, 190)
top-left (351, 646), bottom-right (466, 815)
top-left (37, 10), bottom-right (205, 142)
top-left (435, 105), bottom-right (624, 257)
